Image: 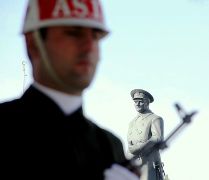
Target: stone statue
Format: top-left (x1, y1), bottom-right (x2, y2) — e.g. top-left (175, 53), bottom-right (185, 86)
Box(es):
top-left (127, 89), bottom-right (165, 180)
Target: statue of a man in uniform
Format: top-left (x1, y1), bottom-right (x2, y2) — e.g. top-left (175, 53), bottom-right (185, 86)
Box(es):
top-left (127, 89), bottom-right (165, 180)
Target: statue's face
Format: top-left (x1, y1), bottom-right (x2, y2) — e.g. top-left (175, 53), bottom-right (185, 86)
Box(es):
top-left (133, 97), bottom-right (149, 113)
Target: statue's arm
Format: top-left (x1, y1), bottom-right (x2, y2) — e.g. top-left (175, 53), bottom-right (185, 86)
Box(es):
top-left (142, 117), bottom-right (164, 147)
top-left (150, 117), bottom-right (164, 142)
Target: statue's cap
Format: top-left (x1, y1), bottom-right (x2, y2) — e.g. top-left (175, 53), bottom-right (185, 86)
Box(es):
top-left (130, 89), bottom-right (154, 103)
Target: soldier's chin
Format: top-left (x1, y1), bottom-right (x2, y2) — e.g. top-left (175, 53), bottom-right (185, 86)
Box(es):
top-left (77, 76), bottom-right (94, 89)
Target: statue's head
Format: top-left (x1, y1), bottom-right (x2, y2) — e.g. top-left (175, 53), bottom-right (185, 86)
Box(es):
top-left (130, 89), bottom-right (154, 113)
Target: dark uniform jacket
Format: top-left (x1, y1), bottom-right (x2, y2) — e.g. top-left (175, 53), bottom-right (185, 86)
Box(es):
top-left (1, 86), bottom-right (125, 179)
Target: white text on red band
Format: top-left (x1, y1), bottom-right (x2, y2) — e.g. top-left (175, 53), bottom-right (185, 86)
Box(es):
top-left (52, 0), bottom-right (101, 19)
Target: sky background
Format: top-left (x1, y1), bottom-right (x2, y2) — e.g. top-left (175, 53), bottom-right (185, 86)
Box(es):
top-left (1, 0), bottom-right (209, 180)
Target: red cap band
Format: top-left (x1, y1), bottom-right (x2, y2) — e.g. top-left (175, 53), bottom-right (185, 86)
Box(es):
top-left (38, 0), bottom-right (103, 22)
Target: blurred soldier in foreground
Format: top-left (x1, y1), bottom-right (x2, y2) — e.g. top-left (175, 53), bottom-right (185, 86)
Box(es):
top-left (0, 0), bottom-right (140, 179)
top-left (127, 89), bottom-right (164, 180)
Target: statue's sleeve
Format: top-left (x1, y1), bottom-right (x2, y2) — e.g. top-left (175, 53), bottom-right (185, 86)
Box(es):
top-left (150, 117), bottom-right (164, 142)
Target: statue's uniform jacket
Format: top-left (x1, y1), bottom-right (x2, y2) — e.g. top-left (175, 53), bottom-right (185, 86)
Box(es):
top-left (127, 110), bottom-right (164, 180)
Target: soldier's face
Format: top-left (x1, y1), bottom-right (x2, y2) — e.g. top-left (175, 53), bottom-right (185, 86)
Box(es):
top-left (27, 26), bottom-right (101, 95)
top-left (134, 98), bottom-right (149, 113)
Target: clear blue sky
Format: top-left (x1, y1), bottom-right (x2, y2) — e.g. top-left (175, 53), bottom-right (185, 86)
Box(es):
top-left (1, 1), bottom-right (209, 180)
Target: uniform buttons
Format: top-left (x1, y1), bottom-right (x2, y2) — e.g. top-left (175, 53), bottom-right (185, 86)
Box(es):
top-left (137, 129), bottom-right (142, 134)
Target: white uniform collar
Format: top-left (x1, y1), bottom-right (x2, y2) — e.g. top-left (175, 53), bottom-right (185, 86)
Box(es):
top-left (33, 82), bottom-right (82, 115)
